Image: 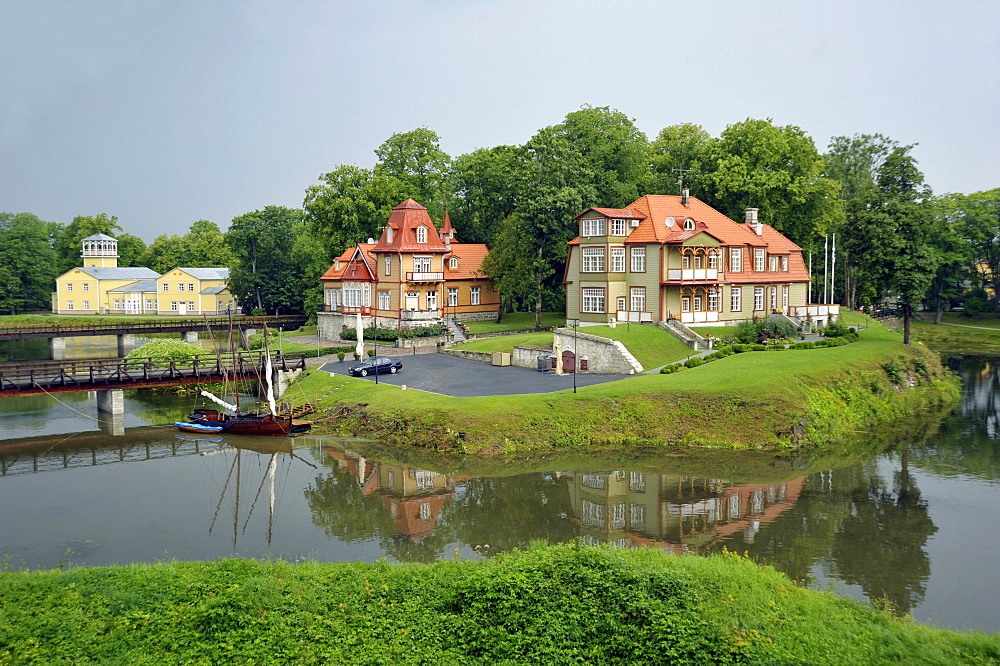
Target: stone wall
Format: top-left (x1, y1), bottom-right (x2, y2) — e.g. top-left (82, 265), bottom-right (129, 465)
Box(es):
top-left (552, 329), bottom-right (643, 374)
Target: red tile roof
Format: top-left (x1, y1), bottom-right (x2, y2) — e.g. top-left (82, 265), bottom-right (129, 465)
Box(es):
top-left (574, 207), bottom-right (645, 220)
top-left (319, 244), bottom-right (376, 281)
top-left (374, 199), bottom-right (449, 254)
top-left (444, 243), bottom-right (490, 279)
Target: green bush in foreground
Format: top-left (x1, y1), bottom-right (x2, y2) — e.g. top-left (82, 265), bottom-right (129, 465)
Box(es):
top-left (0, 544), bottom-right (996, 665)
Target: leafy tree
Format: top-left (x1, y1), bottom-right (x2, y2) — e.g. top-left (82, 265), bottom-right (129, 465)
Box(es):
top-left (304, 165), bottom-right (404, 259)
top-left (53, 213), bottom-right (123, 274)
top-left (696, 119), bottom-right (841, 246)
top-left (115, 232), bottom-right (148, 268)
top-left (824, 134), bottom-right (906, 307)
top-left (649, 123), bottom-right (711, 195)
top-left (480, 214), bottom-right (538, 316)
top-left (225, 206), bottom-right (307, 315)
top-left (0, 212), bottom-right (58, 312)
top-left (450, 145), bottom-right (523, 245)
top-left (924, 195), bottom-right (974, 321)
top-left (374, 127), bottom-right (452, 219)
top-left (853, 148), bottom-right (937, 343)
top-left (553, 105), bottom-right (651, 207)
top-left (141, 234), bottom-right (188, 274)
top-left (941, 189), bottom-right (1000, 312)
top-left (183, 220), bottom-right (235, 267)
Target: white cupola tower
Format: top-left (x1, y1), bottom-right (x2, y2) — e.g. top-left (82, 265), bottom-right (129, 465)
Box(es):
top-left (81, 232), bottom-right (119, 268)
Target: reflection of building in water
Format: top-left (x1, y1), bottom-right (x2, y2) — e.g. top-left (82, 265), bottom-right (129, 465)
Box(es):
top-left (322, 447), bottom-right (468, 542)
top-left (561, 471), bottom-right (804, 552)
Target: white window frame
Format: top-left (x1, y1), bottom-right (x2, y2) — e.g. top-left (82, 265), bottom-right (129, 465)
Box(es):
top-left (66, 300), bottom-right (74, 310)
top-left (610, 219), bottom-right (626, 236)
top-left (769, 256), bottom-right (779, 272)
top-left (413, 256), bottom-right (432, 272)
top-left (730, 247), bottom-right (742, 272)
top-left (781, 256), bottom-right (788, 272)
top-left (581, 288), bottom-right (605, 313)
top-left (66, 283), bottom-right (73, 291)
top-left (754, 248), bottom-right (765, 272)
top-left (630, 247), bottom-right (646, 272)
top-left (178, 283), bottom-right (185, 292)
top-left (378, 290), bottom-right (390, 310)
top-left (82, 300), bottom-right (90, 310)
top-left (708, 249), bottom-right (719, 269)
top-left (731, 287), bottom-right (742, 312)
top-left (582, 247), bottom-right (605, 273)
top-left (82, 283), bottom-right (89, 292)
top-left (582, 218), bottom-right (605, 237)
top-left (683, 218), bottom-right (695, 230)
top-left (630, 287), bottom-right (645, 312)
top-left (163, 283), bottom-right (169, 292)
top-left (448, 287), bottom-right (458, 307)
top-left (617, 296), bottom-right (626, 312)
top-left (385, 256), bottom-right (391, 276)
top-left (681, 296), bottom-right (690, 312)
top-left (782, 285), bottom-right (789, 310)
top-left (693, 295), bottom-right (702, 311)
top-left (170, 301), bottom-right (178, 311)
top-left (426, 290), bottom-right (438, 310)
top-left (611, 247), bottom-right (625, 273)
top-left (754, 287), bottom-right (764, 311)
top-left (770, 286), bottom-right (778, 311)
top-left (416, 226), bottom-right (427, 243)
top-left (188, 283), bottom-right (195, 292)
top-left (343, 282), bottom-right (371, 308)
top-left (449, 256), bottom-right (458, 269)
top-left (708, 288), bottom-right (718, 312)
top-left (470, 286), bottom-right (481, 306)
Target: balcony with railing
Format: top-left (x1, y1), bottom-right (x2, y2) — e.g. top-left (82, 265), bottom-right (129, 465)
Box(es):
top-left (665, 268), bottom-right (719, 282)
top-left (406, 272), bottom-right (444, 283)
top-left (325, 305), bottom-right (374, 315)
top-left (401, 308), bottom-right (442, 322)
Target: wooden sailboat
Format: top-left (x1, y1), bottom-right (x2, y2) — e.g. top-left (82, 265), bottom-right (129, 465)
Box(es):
top-left (187, 322), bottom-right (314, 436)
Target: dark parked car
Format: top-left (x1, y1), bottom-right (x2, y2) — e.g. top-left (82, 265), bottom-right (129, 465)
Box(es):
top-left (348, 356), bottom-right (403, 377)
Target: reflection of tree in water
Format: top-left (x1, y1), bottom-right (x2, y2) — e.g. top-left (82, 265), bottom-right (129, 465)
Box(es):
top-left (439, 474), bottom-right (577, 554)
top-left (954, 357), bottom-right (1000, 438)
top-left (303, 471), bottom-right (397, 542)
top-left (830, 450), bottom-right (936, 615)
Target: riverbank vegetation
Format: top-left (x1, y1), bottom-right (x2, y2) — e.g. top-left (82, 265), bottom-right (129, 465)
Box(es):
top-left (1, 543), bottom-right (995, 664)
top-left (299, 319), bottom-right (957, 455)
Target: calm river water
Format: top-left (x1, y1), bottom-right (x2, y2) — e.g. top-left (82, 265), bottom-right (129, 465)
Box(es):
top-left (1, 339), bottom-right (998, 633)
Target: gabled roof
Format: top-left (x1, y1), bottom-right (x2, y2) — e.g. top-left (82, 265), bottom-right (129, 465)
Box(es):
top-left (625, 195), bottom-right (765, 246)
top-left (319, 244), bottom-right (376, 281)
top-left (201, 286), bottom-right (229, 294)
top-left (574, 207), bottom-right (646, 221)
top-left (82, 232), bottom-right (117, 241)
top-left (69, 266), bottom-right (160, 280)
top-left (444, 243), bottom-right (490, 279)
top-left (173, 267), bottom-right (230, 280)
top-left (373, 199), bottom-right (449, 254)
top-left (107, 279), bottom-right (157, 293)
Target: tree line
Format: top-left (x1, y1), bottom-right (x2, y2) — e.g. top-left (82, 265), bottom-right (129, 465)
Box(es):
top-left (3, 106), bottom-right (998, 335)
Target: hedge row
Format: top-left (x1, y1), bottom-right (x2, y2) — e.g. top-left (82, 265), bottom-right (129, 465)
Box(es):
top-left (661, 332), bottom-right (861, 374)
top-left (342, 324), bottom-right (448, 342)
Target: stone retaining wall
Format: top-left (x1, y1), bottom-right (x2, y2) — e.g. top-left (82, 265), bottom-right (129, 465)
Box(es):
top-left (553, 328), bottom-right (643, 374)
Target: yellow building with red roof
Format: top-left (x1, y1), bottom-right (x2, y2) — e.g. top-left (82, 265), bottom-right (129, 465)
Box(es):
top-left (318, 199), bottom-right (499, 335)
top-left (565, 192), bottom-right (834, 327)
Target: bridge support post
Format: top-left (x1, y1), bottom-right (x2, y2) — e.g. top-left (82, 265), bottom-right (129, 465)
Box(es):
top-left (181, 331), bottom-right (199, 344)
top-left (49, 336), bottom-right (66, 360)
top-left (274, 369), bottom-right (301, 399)
top-left (96, 389), bottom-right (125, 416)
top-left (240, 329), bottom-right (256, 349)
top-left (98, 410), bottom-right (126, 436)
top-left (117, 334), bottom-right (137, 356)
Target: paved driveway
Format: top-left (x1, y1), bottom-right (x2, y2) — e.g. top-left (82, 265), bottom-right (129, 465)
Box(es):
top-left (318, 353), bottom-right (630, 397)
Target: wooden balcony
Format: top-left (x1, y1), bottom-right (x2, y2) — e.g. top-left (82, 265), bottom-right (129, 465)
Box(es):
top-left (401, 309), bottom-right (442, 322)
top-left (406, 272), bottom-right (444, 283)
top-left (665, 268), bottom-right (720, 282)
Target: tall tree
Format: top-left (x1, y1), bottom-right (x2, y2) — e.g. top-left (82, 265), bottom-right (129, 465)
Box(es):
top-left (854, 148), bottom-right (937, 343)
top-left (303, 165), bottom-right (404, 260)
top-left (649, 123), bottom-right (711, 195)
top-left (183, 220), bottom-right (235, 268)
top-left (374, 127), bottom-right (452, 219)
top-left (942, 189), bottom-right (1000, 312)
top-left (696, 119), bottom-right (841, 247)
top-left (824, 134), bottom-right (906, 307)
top-left (115, 232), bottom-right (148, 268)
top-left (53, 213), bottom-right (123, 274)
top-left (450, 145), bottom-right (523, 245)
top-left (225, 206), bottom-right (307, 315)
top-left (553, 105), bottom-right (651, 207)
top-left (141, 234), bottom-right (188, 274)
top-left (0, 212), bottom-right (58, 312)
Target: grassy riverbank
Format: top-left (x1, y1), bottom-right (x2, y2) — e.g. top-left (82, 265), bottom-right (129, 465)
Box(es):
top-left (1, 543), bottom-right (995, 664)
top-left (295, 319), bottom-right (957, 454)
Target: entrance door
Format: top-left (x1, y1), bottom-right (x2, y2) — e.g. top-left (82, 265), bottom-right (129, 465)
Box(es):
top-left (405, 292), bottom-right (419, 311)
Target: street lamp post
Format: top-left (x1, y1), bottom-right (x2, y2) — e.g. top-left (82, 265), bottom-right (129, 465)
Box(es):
top-left (571, 319), bottom-right (579, 394)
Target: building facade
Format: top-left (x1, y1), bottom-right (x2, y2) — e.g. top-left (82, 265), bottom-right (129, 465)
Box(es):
top-left (564, 193), bottom-right (835, 326)
top-left (52, 233), bottom-right (236, 315)
top-left (318, 199), bottom-right (499, 336)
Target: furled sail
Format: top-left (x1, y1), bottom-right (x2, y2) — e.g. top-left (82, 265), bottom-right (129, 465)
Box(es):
top-left (199, 389), bottom-right (238, 413)
top-left (264, 351), bottom-right (277, 415)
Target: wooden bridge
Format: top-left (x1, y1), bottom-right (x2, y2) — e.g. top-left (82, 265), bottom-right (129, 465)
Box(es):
top-left (0, 314), bottom-right (308, 341)
top-left (0, 351), bottom-right (308, 397)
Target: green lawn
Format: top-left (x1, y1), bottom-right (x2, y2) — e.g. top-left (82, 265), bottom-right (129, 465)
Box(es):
top-left (576, 323), bottom-right (693, 369)
top-left (465, 311), bottom-right (564, 333)
top-left (451, 331), bottom-right (554, 353)
top-left (2, 543), bottom-right (995, 665)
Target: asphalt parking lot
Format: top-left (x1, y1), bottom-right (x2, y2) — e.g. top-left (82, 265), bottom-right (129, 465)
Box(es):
top-left (318, 353), bottom-right (631, 397)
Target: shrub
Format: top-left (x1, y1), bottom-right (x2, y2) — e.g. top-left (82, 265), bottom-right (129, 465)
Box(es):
top-left (765, 319), bottom-right (798, 339)
top-left (716, 346), bottom-right (733, 356)
top-left (882, 359), bottom-right (904, 383)
top-left (792, 341), bottom-right (815, 349)
top-left (684, 357), bottom-right (703, 368)
top-left (751, 344), bottom-right (767, 352)
top-left (732, 344), bottom-right (751, 353)
top-left (823, 320), bottom-right (849, 337)
top-left (766, 345), bottom-right (787, 351)
top-left (660, 364), bottom-right (683, 374)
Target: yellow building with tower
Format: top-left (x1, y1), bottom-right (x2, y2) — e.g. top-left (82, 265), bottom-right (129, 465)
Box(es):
top-left (52, 233), bottom-right (237, 315)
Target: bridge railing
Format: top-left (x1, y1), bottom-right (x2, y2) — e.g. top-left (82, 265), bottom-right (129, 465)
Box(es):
top-left (0, 314), bottom-right (309, 338)
top-left (0, 351), bottom-right (307, 394)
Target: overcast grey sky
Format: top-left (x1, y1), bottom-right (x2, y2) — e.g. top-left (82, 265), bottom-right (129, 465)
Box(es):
top-left (2, 0), bottom-right (997, 242)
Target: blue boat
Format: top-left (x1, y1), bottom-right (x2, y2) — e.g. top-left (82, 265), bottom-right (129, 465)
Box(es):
top-left (175, 421), bottom-right (224, 434)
